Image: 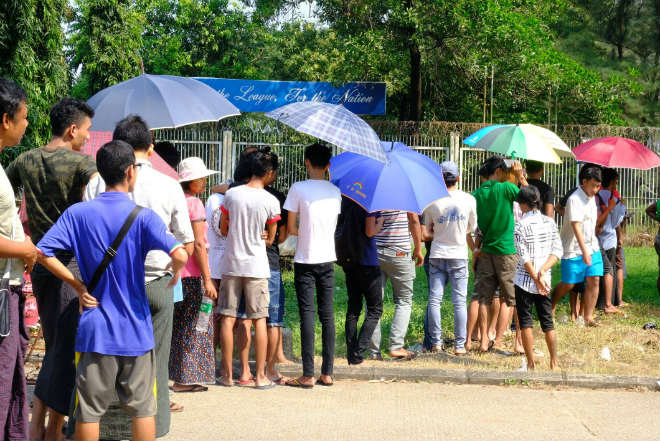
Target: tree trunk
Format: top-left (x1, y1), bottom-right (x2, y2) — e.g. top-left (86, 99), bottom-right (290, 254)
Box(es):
top-left (408, 41), bottom-right (422, 121)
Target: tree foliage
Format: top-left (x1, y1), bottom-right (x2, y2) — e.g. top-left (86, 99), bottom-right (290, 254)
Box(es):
top-left (0, 0), bottom-right (69, 154)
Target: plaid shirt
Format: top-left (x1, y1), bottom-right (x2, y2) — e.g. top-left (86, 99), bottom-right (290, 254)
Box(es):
top-left (513, 210), bottom-right (563, 294)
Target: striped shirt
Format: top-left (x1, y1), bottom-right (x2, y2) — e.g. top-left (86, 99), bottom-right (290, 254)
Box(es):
top-left (374, 210), bottom-right (411, 252)
top-left (513, 210), bottom-right (563, 294)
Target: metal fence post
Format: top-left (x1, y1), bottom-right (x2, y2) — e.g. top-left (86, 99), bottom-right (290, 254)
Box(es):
top-left (221, 129), bottom-right (233, 182)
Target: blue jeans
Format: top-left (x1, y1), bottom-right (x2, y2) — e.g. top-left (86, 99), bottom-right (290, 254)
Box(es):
top-left (267, 270), bottom-right (285, 327)
top-left (423, 258), bottom-right (469, 350)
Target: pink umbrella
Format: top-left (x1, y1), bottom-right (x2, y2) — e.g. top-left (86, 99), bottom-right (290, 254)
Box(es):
top-left (573, 137), bottom-right (660, 170)
top-left (80, 131), bottom-right (179, 179)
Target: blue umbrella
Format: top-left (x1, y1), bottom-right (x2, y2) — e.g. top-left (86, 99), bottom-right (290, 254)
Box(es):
top-left (329, 141), bottom-right (449, 213)
top-left (87, 74), bottom-right (240, 131)
top-left (265, 101), bottom-right (386, 162)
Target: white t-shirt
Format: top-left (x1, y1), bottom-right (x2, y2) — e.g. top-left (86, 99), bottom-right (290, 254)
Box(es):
top-left (423, 190), bottom-right (477, 260)
top-left (219, 185), bottom-right (280, 278)
top-left (205, 193), bottom-right (226, 280)
top-left (560, 186), bottom-right (599, 259)
top-left (283, 179), bottom-right (341, 264)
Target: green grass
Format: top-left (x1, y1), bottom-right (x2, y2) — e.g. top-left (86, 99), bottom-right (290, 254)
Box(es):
top-left (282, 247), bottom-right (660, 362)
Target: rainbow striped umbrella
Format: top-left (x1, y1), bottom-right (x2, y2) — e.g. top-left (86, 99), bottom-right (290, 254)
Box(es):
top-left (463, 124), bottom-right (573, 164)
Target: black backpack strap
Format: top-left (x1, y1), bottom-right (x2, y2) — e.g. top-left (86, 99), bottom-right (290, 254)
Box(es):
top-left (87, 205), bottom-right (143, 294)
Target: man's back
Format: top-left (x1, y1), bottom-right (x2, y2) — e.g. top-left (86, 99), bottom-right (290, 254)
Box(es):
top-left (84, 159), bottom-right (193, 280)
top-left (424, 190), bottom-right (476, 259)
top-left (283, 179), bottom-right (341, 264)
top-left (6, 147), bottom-right (96, 243)
top-left (473, 180), bottom-right (518, 255)
top-left (373, 210), bottom-right (411, 253)
top-left (36, 192), bottom-right (178, 356)
top-left (220, 185), bottom-right (280, 278)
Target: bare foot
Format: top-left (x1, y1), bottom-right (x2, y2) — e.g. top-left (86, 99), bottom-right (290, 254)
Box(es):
top-left (604, 306), bottom-right (623, 314)
top-left (618, 301), bottom-right (631, 308)
top-left (276, 356), bottom-right (293, 364)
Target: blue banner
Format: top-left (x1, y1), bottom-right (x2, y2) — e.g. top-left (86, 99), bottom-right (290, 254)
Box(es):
top-left (195, 78), bottom-right (386, 115)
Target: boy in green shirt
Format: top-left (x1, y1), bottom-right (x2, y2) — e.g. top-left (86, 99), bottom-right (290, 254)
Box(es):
top-left (472, 157), bottom-right (527, 352)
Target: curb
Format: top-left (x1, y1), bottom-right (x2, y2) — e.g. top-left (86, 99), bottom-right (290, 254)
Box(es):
top-left (278, 363), bottom-right (660, 391)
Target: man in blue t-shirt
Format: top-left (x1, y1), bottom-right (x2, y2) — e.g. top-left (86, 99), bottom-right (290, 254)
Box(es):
top-left (36, 140), bottom-right (188, 441)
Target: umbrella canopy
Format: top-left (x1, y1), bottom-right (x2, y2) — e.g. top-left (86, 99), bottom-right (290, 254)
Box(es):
top-left (329, 141), bottom-right (449, 213)
top-left (463, 124), bottom-right (573, 163)
top-left (81, 131), bottom-right (179, 180)
top-left (265, 101), bottom-right (386, 162)
top-left (573, 137), bottom-right (660, 170)
top-left (87, 74), bottom-right (240, 131)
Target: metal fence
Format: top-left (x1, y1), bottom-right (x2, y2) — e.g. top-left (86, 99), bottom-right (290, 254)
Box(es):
top-left (155, 118), bottom-right (660, 230)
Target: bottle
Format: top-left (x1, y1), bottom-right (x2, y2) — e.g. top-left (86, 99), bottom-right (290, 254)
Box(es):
top-left (195, 296), bottom-right (213, 333)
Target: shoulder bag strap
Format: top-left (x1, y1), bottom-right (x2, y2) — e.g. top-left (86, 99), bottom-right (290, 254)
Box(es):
top-left (87, 205), bottom-right (143, 294)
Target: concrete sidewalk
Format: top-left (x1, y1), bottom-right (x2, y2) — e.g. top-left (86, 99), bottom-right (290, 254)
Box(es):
top-left (164, 381), bottom-right (660, 440)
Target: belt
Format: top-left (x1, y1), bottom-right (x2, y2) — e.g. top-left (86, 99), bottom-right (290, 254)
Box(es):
top-left (377, 247), bottom-right (410, 258)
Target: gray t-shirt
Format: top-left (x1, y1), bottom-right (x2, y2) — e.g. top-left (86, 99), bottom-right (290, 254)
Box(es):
top-left (219, 185), bottom-right (281, 278)
top-left (0, 165), bottom-right (26, 285)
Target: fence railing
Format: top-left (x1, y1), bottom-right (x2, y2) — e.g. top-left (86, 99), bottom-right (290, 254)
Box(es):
top-left (155, 118), bottom-right (660, 230)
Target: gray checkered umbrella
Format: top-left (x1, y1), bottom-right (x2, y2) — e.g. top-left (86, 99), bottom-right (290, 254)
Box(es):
top-left (265, 102), bottom-right (386, 162)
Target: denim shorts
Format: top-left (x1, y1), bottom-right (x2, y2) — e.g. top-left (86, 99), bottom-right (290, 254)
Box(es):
top-left (561, 250), bottom-right (604, 284)
top-left (266, 270), bottom-right (285, 327)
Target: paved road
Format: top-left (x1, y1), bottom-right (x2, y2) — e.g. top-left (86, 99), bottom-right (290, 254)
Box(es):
top-left (163, 381), bottom-right (659, 440)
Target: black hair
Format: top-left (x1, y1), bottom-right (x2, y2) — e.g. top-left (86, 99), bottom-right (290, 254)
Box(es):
top-left (443, 173), bottom-right (458, 187)
top-left (96, 140), bottom-right (136, 187)
top-left (180, 180), bottom-right (192, 192)
top-left (304, 143), bottom-right (331, 168)
top-left (233, 146), bottom-right (259, 182)
top-left (601, 167), bottom-right (619, 188)
top-left (250, 150), bottom-right (279, 178)
top-left (0, 78), bottom-right (27, 121)
top-left (526, 160), bottom-right (544, 174)
top-left (49, 98), bottom-right (94, 137)
top-left (580, 165), bottom-right (602, 184)
top-left (517, 185), bottom-right (541, 209)
top-left (153, 141), bottom-right (180, 169)
top-left (479, 156), bottom-right (505, 178)
top-left (113, 115), bottom-right (152, 151)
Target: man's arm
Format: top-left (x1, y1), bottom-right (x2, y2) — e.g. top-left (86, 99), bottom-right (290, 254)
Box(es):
top-left (287, 211), bottom-right (299, 236)
top-left (512, 161), bottom-right (528, 187)
top-left (0, 236), bottom-right (37, 273)
top-left (407, 212), bottom-right (423, 267)
top-left (168, 247), bottom-right (189, 287)
top-left (365, 216), bottom-right (384, 238)
top-left (36, 254), bottom-right (98, 313)
top-left (543, 203), bottom-right (554, 218)
top-left (265, 222), bottom-right (278, 247)
top-left (210, 183), bottom-right (230, 195)
top-left (220, 210), bottom-right (229, 237)
top-left (571, 221), bottom-right (592, 266)
top-left (596, 194), bottom-right (617, 228)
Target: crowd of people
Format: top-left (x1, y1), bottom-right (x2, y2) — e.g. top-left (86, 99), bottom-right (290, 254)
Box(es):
top-left (0, 77), bottom-right (652, 441)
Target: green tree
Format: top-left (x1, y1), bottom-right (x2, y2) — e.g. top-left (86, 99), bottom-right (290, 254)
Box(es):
top-left (0, 0), bottom-right (69, 155)
top-left (68, 0), bottom-right (144, 99)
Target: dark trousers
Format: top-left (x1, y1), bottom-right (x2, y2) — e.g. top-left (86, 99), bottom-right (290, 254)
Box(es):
top-left (294, 262), bottom-right (335, 377)
top-left (344, 265), bottom-right (383, 364)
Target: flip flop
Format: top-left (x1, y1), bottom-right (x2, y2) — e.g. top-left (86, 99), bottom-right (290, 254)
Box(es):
top-left (171, 384), bottom-right (208, 393)
top-left (284, 378), bottom-right (313, 389)
top-left (169, 401), bottom-right (184, 412)
top-left (271, 376), bottom-right (292, 385)
top-left (255, 381), bottom-right (277, 390)
top-left (316, 377), bottom-right (333, 386)
top-left (236, 378), bottom-right (256, 387)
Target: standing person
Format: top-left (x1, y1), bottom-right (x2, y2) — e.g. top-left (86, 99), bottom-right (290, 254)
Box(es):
top-left (206, 186), bottom-right (226, 352)
top-left (421, 161), bottom-right (477, 355)
top-left (525, 160), bottom-right (555, 217)
top-left (369, 209), bottom-right (423, 360)
top-left (217, 151), bottom-right (281, 389)
top-left (0, 77), bottom-right (38, 441)
top-left (283, 143), bottom-right (341, 388)
top-left (36, 140), bottom-right (188, 441)
top-left (84, 115), bottom-right (194, 434)
top-left (513, 186), bottom-right (561, 370)
top-left (595, 168), bottom-right (625, 314)
top-left (472, 157), bottom-right (527, 352)
top-left (551, 166), bottom-right (604, 327)
top-left (645, 200), bottom-right (660, 298)
top-left (262, 150), bottom-right (292, 382)
top-left (6, 97), bottom-right (96, 441)
top-left (337, 197), bottom-right (383, 365)
top-left (169, 157), bottom-right (218, 392)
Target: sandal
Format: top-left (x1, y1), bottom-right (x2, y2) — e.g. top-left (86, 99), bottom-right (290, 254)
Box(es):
top-left (284, 378), bottom-right (314, 389)
top-left (316, 377), bottom-right (333, 386)
top-left (271, 376), bottom-right (292, 385)
top-left (169, 401), bottom-right (184, 412)
top-left (255, 381), bottom-right (277, 390)
top-left (236, 377), bottom-right (255, 387)
top-left (171, 384), bottom-right (208, 393)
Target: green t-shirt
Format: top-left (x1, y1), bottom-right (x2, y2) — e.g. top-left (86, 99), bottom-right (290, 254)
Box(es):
top-left (472, 180), bottom-right (519, 255)
top-left (656, 200), bottom-right (660, 219)
top-left (6, 147), bottom-right (97, 243)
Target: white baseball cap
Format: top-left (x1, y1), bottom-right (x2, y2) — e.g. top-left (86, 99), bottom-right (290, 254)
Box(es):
top-left (178, 157), bottom-right (218, 182)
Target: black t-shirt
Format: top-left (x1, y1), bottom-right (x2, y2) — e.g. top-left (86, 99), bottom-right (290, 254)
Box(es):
top-left (558, 186), bottom-right (578, 209)
top-left (265, 186), bottom-right (288, 270)
top-left (527, 178), bottom-right (555, 211)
